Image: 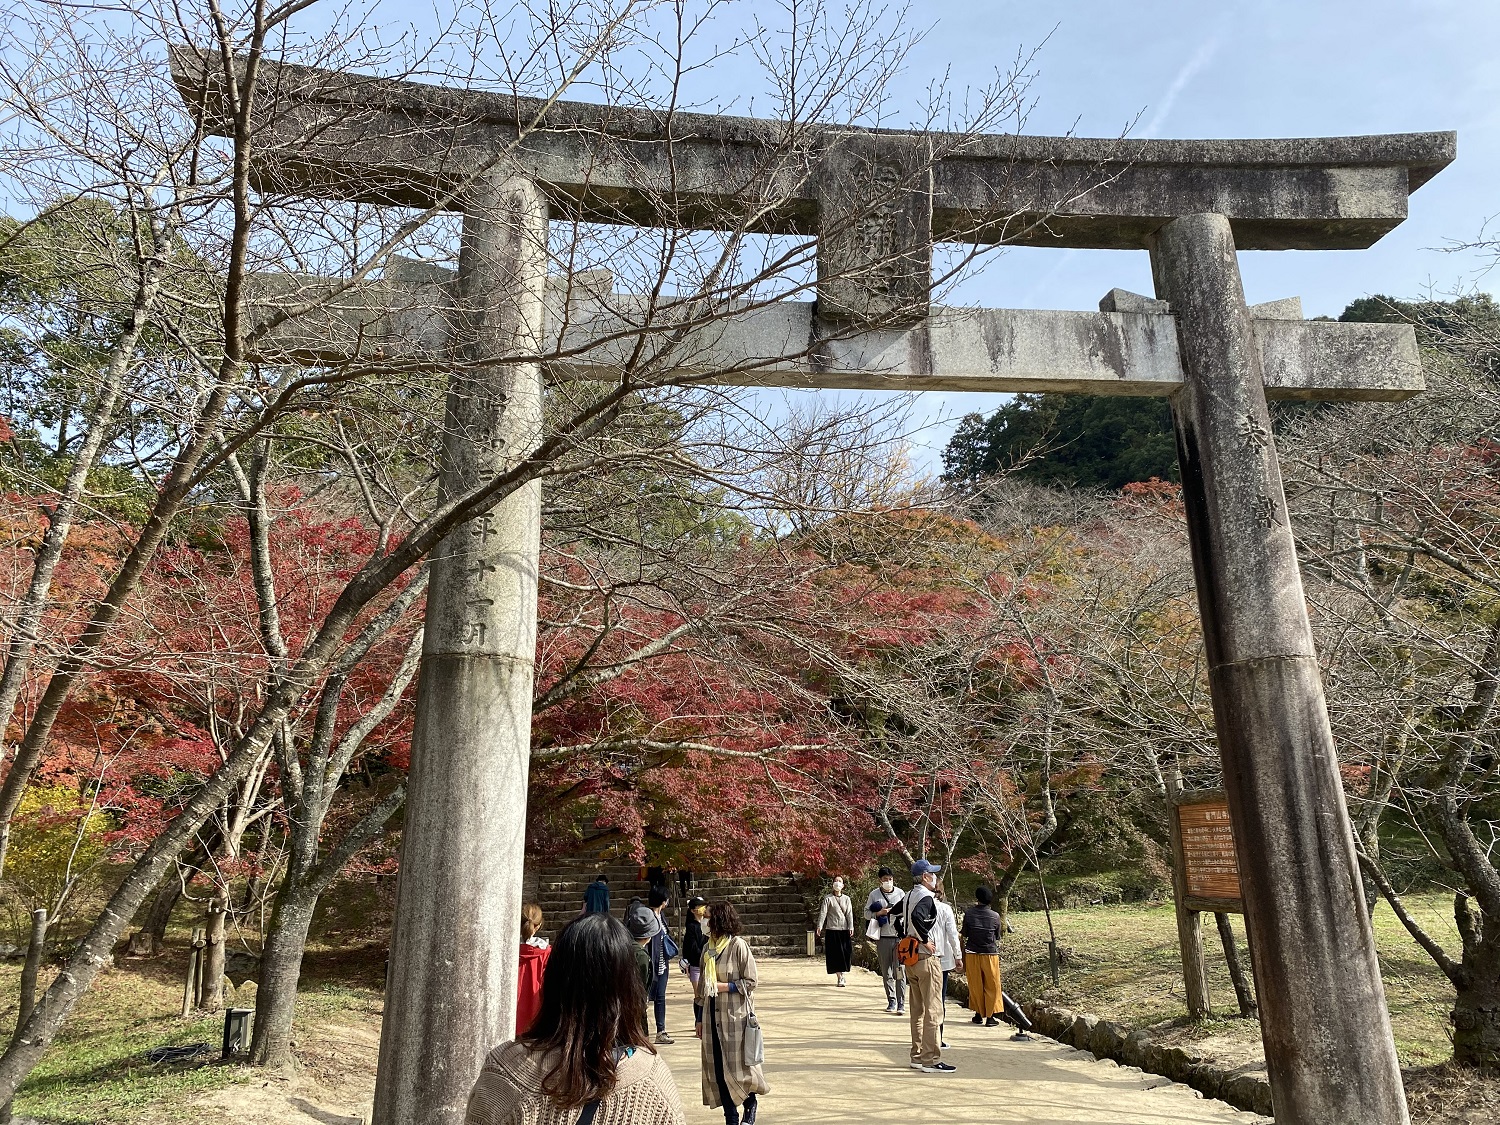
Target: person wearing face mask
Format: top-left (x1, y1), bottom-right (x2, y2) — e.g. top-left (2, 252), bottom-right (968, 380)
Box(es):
top-left (680, 897), bottom-right (710, 1037)
top-left (902, 859), bottom-right (955, 1073)
top-left (864, 866), bottom-right (907, 1015)
top-left (816, 876), bottom-right (855, 986)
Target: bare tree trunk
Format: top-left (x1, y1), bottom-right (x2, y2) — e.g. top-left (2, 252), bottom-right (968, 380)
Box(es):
top-left (250, 784), bottom-right (406, 1067)
top-left (247, 882), bottom-right (317, 1067)
top-left (140, 874), bottom-right (186, 953)
top-left (0, 910), bottom-right (46, 1124)
top-left (200, 885), bottom-right (229, 1012)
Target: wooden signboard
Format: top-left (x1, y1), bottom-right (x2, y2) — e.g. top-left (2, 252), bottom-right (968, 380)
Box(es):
top-left (1176, 796), bottom-right (1243, 913)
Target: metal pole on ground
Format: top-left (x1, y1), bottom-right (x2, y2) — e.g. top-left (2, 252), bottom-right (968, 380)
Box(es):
top-left (1150, 212), bottom-right (1409, 1125)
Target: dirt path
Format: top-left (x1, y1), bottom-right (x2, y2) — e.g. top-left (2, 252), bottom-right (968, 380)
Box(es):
top-left (659, 959), bottom-right (1269, 1125)
top-left (189, 958), bottom-right (1269, 1124)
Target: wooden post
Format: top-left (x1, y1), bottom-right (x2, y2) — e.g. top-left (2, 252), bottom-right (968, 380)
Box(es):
top-left (1150, 212), bottom-right (1409, 1125)
top-left (371, 171), bottom-right (547, 1125)
top-left (1215, 911), bottom-right (1257, 1017)
top-left (181, 941), bottom-right (198, 1018)
top-left (1164, 828), bottom-right (1212, 1020)
top-left (1167, 796), bottom-right (1212, 1019)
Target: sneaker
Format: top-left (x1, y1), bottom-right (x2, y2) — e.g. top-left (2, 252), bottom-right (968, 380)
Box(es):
top-left (940, 1041), bottom-right (950, 1049)
top-left (895, 1007), bottom-right (905, 1016)
top-left (909, 1061), bottom-right (925, 1069)
top-left (921, 1062), bottom-right (957, 1073)
top-left (985, 1016), bottom-right (1000, 1027)
top-left (970, 1013), bottom-right (983, 1025)
top-left (885, 1004), bottom-right (897, 1014)
top-left (1011, 1030), bottom-right (1034, 1041)
top-left (655, 1032), bottom-right (675, 1045)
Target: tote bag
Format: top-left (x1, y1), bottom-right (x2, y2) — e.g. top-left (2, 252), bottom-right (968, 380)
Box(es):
top-left (743, 994), bottom-right (764, 1067)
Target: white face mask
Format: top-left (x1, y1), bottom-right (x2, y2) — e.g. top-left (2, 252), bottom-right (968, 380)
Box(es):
top-left (880, 879), bottom-right (894, 893)
top-left (833, 881), bottom-right (844, 893)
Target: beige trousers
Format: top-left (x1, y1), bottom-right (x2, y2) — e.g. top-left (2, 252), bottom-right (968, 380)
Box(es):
top-left (907, 954), bottom-right (944, 1065)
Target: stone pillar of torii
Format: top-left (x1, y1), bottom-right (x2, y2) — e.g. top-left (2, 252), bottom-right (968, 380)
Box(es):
top-left (173, 49), bottom-right (1454, 1125)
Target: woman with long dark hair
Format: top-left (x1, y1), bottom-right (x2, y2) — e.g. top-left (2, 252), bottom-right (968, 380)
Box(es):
top-left (467, 913), bottom-right (686, 1125)
top-left (695, 902), bottom-right (769, 1125)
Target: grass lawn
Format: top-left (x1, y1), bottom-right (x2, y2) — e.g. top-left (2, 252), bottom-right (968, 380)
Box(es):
top-left (0, 940), bottom-right (387, 1125)
top-left (1000, 892), bottom-right (1461, 1066)
top-left (0, 955), bottom-right (240, 1124)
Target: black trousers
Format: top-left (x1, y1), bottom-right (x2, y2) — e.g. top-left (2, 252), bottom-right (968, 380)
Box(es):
top-left (709, 997), bottom-right (756, 1123)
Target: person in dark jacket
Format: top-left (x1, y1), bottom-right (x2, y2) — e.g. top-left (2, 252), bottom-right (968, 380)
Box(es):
top-left (680, 896), bottom-right (710, 1036)
top-left (961, 885), bottom-right (1003, 1024)
top-left (625, 898), bottom-right (659, 1039)
top-left (648, 887), bottom-right (675, 1044)
top-left (583, 873), bottom-right (611, 915)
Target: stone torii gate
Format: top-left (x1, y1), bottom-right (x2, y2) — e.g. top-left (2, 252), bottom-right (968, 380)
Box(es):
top-left (173, 51), bottom-right (1453, 1125)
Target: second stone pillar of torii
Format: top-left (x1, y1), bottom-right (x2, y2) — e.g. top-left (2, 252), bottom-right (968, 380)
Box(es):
top-left (1150, 212), bottom-right (1409, 1124)
top-left (372, 173), bottom-right (547, 1125)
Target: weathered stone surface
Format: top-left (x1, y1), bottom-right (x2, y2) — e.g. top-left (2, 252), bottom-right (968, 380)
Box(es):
top-left (1099, 288), bottom-right (1170, 314)
top-left (248, 282), bottom-right (1423, 403)
top-left (1069, 1014), bottom-right (1099, 1050)
top-left (1119, 1031), bottom-right (1153, 1069)
top-left (372, 174), bottom-right (547, 1125)
top-left (169, 49), bottom-right (1454, 250)
top-left (815, 132), bottom-right (933, 326)
top-left (1151, 212), bottom-right (1409, 1125)
top-left (1248, 296), bottom-right (1303, 320)
top-left (1089, 1019), bottom-right (1128, 1059)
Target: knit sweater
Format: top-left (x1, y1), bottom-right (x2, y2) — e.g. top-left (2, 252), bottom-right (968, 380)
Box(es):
top-left (465, 1042), bottom-right (686, 1125)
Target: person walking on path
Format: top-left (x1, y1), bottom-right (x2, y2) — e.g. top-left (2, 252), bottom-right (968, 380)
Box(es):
top-left (864, 865), bottom-right (906, 1014)
top-left (467, 912), bottom-right (686, 1125)
top-left (584, 873), bottom-right (612, 916)
top-left (931, 880), bottom-right (962, 1049)
top-left (626, 899), bottom-right (674, 1044)
top-left (696, 902), bottom-right (769, 1125)
top-left (680, 896), bottom-right (710, 1037)
top-left (961, 885), bottom-right (1003, 1026)
top-left (902, 859), bottom-right (955, 1074)
top-left (648, 888), bottom-right (676, 1045)
top-left (516, 904), bottom-right (552, 1036)
top-left (816, 876), bottom-right (855, 986)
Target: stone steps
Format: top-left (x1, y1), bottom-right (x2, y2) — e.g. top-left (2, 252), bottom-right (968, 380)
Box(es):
top-left (526, 863), bottom-right (815, 955)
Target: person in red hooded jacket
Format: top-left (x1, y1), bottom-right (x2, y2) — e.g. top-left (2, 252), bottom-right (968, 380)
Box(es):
top-left (517, 903), bottom-right (551, 1035)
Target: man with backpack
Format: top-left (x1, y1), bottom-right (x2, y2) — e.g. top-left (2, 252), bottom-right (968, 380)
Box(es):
top-left (863, 866), bottom-right (907, 1015)
top-left (900, 859), bottom-right (955, 1073)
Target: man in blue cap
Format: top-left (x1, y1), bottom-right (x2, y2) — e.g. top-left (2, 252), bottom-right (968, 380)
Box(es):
top-left (904, 859), bottom-right (955, 1073)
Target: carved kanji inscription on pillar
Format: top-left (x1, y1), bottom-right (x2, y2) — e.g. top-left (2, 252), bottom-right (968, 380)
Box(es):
top-left (815, 133), bottom-right (933, 326)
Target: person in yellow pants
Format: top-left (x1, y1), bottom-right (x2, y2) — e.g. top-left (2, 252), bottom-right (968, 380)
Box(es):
top-left (903, 860), bottom-right (956, 1073)
top-left (961, 885), bottom-right (1003, 1024)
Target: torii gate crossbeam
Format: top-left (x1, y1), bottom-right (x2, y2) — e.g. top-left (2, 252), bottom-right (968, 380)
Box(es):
top-left (174, 48), bottom-right (1455, 1125)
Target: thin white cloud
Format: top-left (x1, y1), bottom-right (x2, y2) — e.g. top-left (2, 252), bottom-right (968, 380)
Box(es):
top-left (1141, 26), bottom-right (1227, 138)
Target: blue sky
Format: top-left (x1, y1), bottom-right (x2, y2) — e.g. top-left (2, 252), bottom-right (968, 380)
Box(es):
top-left (800, 0), bottom-right (1500, 470)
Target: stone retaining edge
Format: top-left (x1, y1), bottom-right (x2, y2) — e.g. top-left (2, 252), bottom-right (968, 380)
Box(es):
top-left (852, 942), bottom-right (1272, 1118)
top-left (1018, 1001), bottom-right (1275, 1118)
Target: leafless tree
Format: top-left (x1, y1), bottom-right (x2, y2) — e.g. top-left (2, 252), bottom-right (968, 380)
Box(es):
top-left (0, 0), bottom-right (1075, 1096)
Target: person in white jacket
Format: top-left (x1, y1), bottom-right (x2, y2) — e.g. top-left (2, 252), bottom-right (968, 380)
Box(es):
top-left (932, 881), bottom-right (964, 1050)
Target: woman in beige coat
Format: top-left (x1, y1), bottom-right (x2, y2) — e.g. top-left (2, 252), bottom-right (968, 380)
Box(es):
top-left (695, 902), bottom-right (769, 1125)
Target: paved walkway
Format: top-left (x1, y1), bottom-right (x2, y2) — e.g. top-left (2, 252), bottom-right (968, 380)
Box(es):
top-left (658, 959), bottom-right (1268, 1125)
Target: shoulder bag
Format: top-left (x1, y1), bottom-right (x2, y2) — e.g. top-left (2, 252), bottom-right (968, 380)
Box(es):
top-left (742, 991), bottom-right (764, 1067)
